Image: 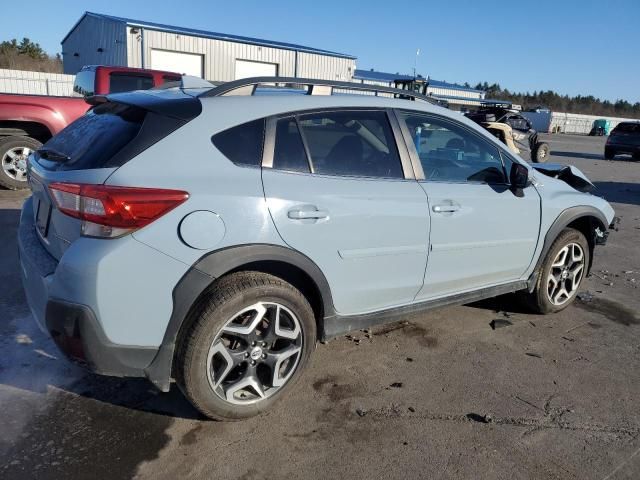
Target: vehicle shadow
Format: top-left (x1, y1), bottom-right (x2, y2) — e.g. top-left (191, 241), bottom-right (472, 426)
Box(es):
top-left (0, 206), bottom-right (203, 421)
top-left (550, 150), bottom-right (604, 161)
top-left (593, 182), bottom-right (640, 207)
top-left (466, 293), bottom-right (534, 315)
top-left (551, 150), bottom-right (638, 162)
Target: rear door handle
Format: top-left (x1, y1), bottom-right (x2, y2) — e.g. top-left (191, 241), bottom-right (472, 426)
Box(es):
top-left (432, 204), bottom-right (460, 213)
top-left (287, 207), bottom-right (329, 220)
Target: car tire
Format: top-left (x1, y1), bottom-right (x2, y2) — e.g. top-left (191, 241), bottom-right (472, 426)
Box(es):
top-left (604, 147), bottom-right (615, 160)
top-left (533, 142), bottom-right (550, 163)
top-left (0, 136), bottom-right (41, 190)
top-left (522, 228), bottom-right (590, 314)
top-left (176, 271), bottom-right (316, 421)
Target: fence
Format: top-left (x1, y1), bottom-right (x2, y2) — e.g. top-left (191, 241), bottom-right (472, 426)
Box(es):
top-left (0, 68), bottom-right (75, 96)
top-left (549, 112), bottom-right (638, 135)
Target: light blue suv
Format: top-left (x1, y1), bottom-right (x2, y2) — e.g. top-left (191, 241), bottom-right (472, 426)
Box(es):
top-left (19, 77), bottom-right (616, 420)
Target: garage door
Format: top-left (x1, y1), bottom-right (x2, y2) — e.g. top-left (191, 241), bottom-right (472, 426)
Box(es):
top-left (151, 50), bottom-right (203, 78)
top-left (235, 60), bottom-right (278, 79)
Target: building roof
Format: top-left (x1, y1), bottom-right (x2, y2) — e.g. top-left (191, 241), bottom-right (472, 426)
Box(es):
top-left (62, 12), bottom-right (357, 60)
top-left (353, 69), bottom-right (483, 93)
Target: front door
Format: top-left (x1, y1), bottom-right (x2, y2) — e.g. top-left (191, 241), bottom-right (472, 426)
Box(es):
top-left (398, 111), bottom-right (541, 300)
top-left (262, 109), bottom-right (430, 315)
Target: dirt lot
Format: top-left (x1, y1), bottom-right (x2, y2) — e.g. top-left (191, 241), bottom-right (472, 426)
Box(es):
top-left (1, 134), bottom-right (639, 480)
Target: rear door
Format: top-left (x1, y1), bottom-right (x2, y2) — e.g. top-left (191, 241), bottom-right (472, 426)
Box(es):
top-left (398, 111), bottom-right (541, 300)
top-left (261, 109), bottom-right (430, 315)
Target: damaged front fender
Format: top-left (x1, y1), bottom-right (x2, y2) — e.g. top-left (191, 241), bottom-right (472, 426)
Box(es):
top-left (531, 163), bottom-right (594, 193)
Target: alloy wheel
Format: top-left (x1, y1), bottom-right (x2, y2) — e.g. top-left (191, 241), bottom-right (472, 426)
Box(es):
top-left (206, 302), bottom-right (303, 405)
top-left (546, 242), bottom-right (585, 306)
top-left (1, 146), bottom-right (31, 182)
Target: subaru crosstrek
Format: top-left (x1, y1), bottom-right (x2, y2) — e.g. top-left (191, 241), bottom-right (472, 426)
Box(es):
top-left (19, 77), bottom-right (616, 420)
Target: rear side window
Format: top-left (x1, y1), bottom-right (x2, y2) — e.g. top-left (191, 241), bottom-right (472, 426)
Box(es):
top-left (212, 119), bottom-right (265, 167)
top-left (109, 73), bottom-right (154, 93)
top-left (271, 110), bottom-right (403, 179)
top-left (273, 117), bottom-right (310, 173)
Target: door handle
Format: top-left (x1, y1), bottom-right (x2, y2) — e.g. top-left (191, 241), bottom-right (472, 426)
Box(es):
top-left (432, 204), bottom-right (460, 213)
top-left (287, 207), bottom-right (329, 220)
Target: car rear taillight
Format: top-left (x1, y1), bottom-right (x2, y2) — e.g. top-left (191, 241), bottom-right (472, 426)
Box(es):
top-left (48, 183), bottom-right (189, 238)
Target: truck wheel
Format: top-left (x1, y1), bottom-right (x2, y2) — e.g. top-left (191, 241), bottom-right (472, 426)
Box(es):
top-left (604, 148), bottom-right (615, 160)
top-left (0, 136), bottom-right (41, 190)
top-left (521, 228), bottom-right (589, 314)
top-left (176, 271), bottom-right (316, 421)
top-left (533, 142), bottom-right (550, 163)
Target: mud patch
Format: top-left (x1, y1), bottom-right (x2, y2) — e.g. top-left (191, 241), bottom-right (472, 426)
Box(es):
top-left (372, 321), bottom-right (438, 348)
top-left (575, 297), bottom-right (640, 326)
top-left (312, 375), bottom-right (358, 402)
top-left (180, 424), bottom-right (204, 446)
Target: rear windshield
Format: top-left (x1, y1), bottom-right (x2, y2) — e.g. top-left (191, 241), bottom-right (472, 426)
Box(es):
top-left (39, 103), bottom-right (146, 170)
top-left (109, 73), bottom-right (154, 93)
top-left (612, 122), bottom-right (640, 134)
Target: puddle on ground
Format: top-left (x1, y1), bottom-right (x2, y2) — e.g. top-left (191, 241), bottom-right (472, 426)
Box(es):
top-left (574, 297), bottom-right (640, 326)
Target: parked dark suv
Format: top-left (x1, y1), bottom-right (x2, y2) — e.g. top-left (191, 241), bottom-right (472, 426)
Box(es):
top-left (605, 121), bottom-right (640, 160)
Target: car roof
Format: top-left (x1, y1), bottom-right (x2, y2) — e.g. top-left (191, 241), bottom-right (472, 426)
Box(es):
top-left (200, 93), bottom-right (446, 119)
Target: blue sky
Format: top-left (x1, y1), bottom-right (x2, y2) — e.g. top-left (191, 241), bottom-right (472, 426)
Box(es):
top-left (4, 0), bottom-right (639, 102)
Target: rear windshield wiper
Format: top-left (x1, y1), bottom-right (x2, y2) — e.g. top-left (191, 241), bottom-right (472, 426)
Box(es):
top-left (38, 148), bottom-right (71, 162)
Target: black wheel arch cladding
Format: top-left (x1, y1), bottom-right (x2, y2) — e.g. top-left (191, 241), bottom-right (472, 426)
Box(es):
top-left (527, 206), bottom-right (608, 291)
top-left (143, 244), bottom-right (335, 392)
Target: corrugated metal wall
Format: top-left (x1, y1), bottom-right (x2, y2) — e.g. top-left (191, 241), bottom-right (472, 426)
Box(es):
top-left (550, 112), bottom-right (638, 135)
top-left (296, 52), bottom-right (354, 81)
top-left (0, 68), bottom-right (75, 96)
top-left (426, 87), bottom-right (483, 99)
top-left (62, 16), bottom-right (128, 74)
top-left (126, 27), bottom-right (355, 82)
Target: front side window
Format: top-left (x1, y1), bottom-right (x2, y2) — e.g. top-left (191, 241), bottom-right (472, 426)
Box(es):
top-left (109, 73), bottom-right (154, 93)
top-left (271, 110), bottom-right (404, 179)
top-left (402, 113), bottom-right (506, 184)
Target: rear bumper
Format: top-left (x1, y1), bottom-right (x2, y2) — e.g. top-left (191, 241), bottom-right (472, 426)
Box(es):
top-left (18, 197), bottom-right (157, 378)
top-left (45, 300), bottom-right (157, 376)
top-left (606, 144), bottom-right (640, 154)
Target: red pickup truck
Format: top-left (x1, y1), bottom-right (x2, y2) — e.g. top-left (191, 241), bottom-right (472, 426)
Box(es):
top-left (0, 65), bottom-right (181, 189)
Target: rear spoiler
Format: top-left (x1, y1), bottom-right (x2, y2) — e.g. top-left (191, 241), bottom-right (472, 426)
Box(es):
top-left (103, 89), bottom-right (202, 121)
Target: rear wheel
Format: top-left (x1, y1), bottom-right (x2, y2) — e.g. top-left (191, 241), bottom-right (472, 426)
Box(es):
top-left (533, 142), bottom-right (550, 163)
top-left (0, 136), bottom-right (41, 190)
top-left (176, 272), bottom-right (316, 421)
top-left (522, 228), bottom-right (589, 314)
top-left (604, 147), bottom-right (615, 160)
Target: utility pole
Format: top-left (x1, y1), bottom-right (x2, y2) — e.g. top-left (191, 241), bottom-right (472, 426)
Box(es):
top-left (413, 48), bottom-right (420, 79)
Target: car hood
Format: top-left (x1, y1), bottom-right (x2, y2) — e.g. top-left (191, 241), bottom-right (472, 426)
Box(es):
top-left (531, 163), bottom-right (594, 193)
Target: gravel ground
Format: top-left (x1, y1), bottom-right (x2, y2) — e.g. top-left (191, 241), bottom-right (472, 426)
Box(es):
top-left (0, 134), bottom-right (639, 480)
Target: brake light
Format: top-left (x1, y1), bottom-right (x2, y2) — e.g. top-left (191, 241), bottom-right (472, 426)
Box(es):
top-left (48, 183), bottom-right (189, 238)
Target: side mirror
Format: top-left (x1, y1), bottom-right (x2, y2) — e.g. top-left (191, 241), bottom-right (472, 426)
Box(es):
top-left (510, 163), bottom-right (530, 190)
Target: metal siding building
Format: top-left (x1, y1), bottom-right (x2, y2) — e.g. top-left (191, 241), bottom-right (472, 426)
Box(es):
top-left (353, 69), bottom-right (486, 107)
top-left (62, 12), bottom-right (356, 82)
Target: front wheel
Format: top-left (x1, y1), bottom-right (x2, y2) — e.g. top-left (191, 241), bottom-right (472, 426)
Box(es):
top-left (522, 228), bottom-right (590, 314)
top-left (176, 272), bottom-right (316, 421)
top-left (533, 142), bottom-right (550, 163)
top-left (0, 136), bottom-right (41, 190)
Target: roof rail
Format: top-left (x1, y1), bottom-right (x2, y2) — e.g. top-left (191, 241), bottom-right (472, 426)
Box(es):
top-left (199, 76), bottom-right (441, 104)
